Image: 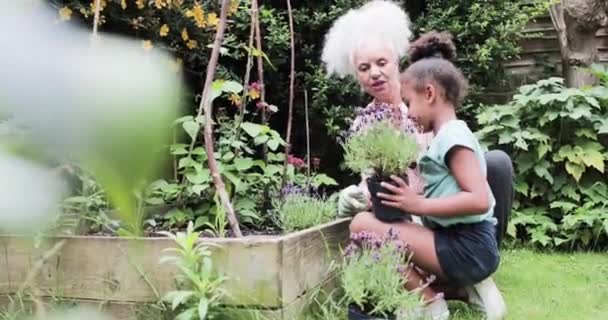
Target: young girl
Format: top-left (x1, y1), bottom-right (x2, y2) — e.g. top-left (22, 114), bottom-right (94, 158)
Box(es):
top-left (349, 32), bottom-right (506, 320)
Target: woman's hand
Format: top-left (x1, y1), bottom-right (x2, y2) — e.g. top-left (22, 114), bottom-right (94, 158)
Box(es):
top-left (377, 175), bottom-right (426, 214)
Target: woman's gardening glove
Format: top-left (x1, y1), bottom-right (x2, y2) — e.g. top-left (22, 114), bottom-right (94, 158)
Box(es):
top-left (338, 185), bottom-right (370, 217)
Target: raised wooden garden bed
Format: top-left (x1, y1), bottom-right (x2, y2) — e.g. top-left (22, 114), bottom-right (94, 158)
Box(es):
top-left (0, 218), bottom-right (350, 319)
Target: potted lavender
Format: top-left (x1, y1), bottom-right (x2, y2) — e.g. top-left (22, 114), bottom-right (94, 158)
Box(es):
top-left (342, 107), bottom-right (419, 222)
top-left (342, 229), bottom-right (428, 319)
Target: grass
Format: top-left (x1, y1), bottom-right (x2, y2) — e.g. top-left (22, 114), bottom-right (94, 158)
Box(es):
top-left (450, 248), bottom-right (608, 320)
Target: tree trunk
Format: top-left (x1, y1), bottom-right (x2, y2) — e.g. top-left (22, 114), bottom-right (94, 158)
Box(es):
top-left (550, 0), bottom-right (608, 87)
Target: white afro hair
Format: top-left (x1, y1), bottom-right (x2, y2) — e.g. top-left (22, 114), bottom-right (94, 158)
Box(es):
top-left (321, 0), bottom-right (413, 78)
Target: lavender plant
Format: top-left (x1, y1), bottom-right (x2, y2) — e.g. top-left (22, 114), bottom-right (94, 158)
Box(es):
top-left (275, 184), bottom-right (338, 232)
top-left (342, 105), bottom-right (419, 180)
top-left (342, 229), bottom-right (428, 317)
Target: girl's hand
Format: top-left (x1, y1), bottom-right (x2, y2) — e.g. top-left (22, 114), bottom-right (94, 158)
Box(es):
top-left (377, 175), bottom-right (426, 214)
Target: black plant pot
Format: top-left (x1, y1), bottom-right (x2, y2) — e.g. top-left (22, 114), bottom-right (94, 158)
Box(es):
top-left (366, 177), bottom-right (412, 223)
top-left (348, 304), bottom-right (395, 320)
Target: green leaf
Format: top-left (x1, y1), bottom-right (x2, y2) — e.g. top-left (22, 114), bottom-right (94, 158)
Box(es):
top-left (254, 135), bottom-right (270, 145)
top-left (163, 290), bottom-right (195, 310)
top-left (506, 222), bottom-right (517, 238)
top-left (537, 143), bottom-right (550, 159)
top-left (222, 151), bottom-right (235, 161)
top-left (594, 118), bottom-right (608, 134)
top-left (170, 144), bottom-right (189, 155)
top-left (234, 157), bottom-right (254, 171)
top-left (175, 308), bottom-right (197, 320)
top-left (554, 237), bottom-right (569, 246)
top-left (575, 128), bottom-right (597, 139)
top-left (565, 161), bottom-right (585, 181)
top-left (498, 131), bottom-right (514, 145)
top-left (581, 143), bottom-right (605, 172)
top-left (569, 104), bottom-right (591, 120)
top-left (584, 96), bottom-right (600, 109)
top-left (312, 173), bottom-right (338, 187)
top-left (514, 136), bottom-right (528, 151)
top-left (191, 184), bottom-right (207, 195)
top-left (515, 181), bottom-right (529, 196)
top-left (222, 81), bottom-right (244, 93)
top-left (241, 122), bottom-right (264, 138)
top-left (198, 298), bottom-right (209, 320)
top-left (182, 119), bottom-right (200, 142)
top-left (186, 168), bottom-right (210, 185)
top-left (533, 161), bottom-right (553, 184)
top-left (267, 138), bottom-right (279, 151)
top-left (223, 171), bottom-right (245, 192)
top-left (211, 80), bottom-right (225, 101)
top-left (550, 201), bottom-right (577, 212)
top-left (178, 157), bottom-right (198, 169)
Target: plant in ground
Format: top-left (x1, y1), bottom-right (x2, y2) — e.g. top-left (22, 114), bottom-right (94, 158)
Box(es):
top-left (342, 229), bottom-right (428, 318)
top-left (477, 74), bottom-right (608, 249)
top-left (160, 222), bottom-right (227, 320)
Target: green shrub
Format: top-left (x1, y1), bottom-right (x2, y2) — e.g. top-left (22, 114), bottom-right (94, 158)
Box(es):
top-left (276, 189), bottom-right (338, 232)
top-left (415, 0), bottom-right (551, 125)
top-left (477, 76), bottom-right (608, 249)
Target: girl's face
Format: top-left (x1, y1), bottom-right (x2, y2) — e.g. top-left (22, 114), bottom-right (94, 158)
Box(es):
top-left (401, 80), bottom-right (436, 133)
top-left (353, 40), bottom-right (400, 103)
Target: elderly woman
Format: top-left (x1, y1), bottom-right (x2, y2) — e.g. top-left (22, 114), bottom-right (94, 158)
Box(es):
top-left (322, 1), bottom-right (512, 320)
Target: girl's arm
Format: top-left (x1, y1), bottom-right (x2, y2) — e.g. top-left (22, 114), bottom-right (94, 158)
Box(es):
top-left (378, 146), bottom-right (490, 217)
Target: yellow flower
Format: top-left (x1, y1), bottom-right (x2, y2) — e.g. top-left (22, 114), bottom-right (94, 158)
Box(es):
top-left (207, 13), bottom-right (219, 28)
top-left (121, 0), bottom-right (127, 10)
top-left (154, 0), bottom-right (169, 9)
top-left (248, 88), bottom-right (260, 100)
top-left (187, 40), bottom-right (198, 50)
top-left (89, 0), bottom-right (107, 12)
top-left (136, 0), bottom-right (145, 9)
top-left (181, 28), bottom-right (189, 41)
top-left (229, 2), bottom-right (238, 15)
top-left (58, 7), bottom-right (72, 21)
top-left (159, 24), bottom-right (170, 37)
top-left (185, 3), bottom-right (206, 28)
top-left (229, 94), bottom-right (242, 107)
top-left (142, 40), bottom-right (153, 51)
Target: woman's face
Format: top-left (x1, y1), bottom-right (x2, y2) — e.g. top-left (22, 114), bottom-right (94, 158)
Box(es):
top-left (353, 41), bottom-right (400, 103)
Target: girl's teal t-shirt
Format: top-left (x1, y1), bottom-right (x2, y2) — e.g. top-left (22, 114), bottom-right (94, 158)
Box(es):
top-left (418, 120), bottom-right (496, 227)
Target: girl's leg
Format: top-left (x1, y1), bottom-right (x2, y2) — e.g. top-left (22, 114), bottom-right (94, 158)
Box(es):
top-left (350, 211), bottom-right (445, 302)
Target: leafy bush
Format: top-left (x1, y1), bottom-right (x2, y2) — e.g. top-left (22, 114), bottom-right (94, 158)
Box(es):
top-left (415, 0), bottom-right (551, 107)
top-left (342, 229), bottom-right (426, 317)
top-left (276, 186), bottom-right (338, 232)
top-left (477, 76), bottom-right (608, 249)
top-left (343, 118), bottom-right (418, 180)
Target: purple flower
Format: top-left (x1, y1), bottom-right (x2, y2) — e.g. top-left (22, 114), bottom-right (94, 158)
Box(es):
top-left (344, 243), bottom-right (359, 257)
top-left (397, 265), bottom-right (407, 274)
top-left (387, 227), bottom-right (399, 241)
top-left (281, 183), bottom-right (305, 196)
top-left (372, 252), bottom-right (381, 262)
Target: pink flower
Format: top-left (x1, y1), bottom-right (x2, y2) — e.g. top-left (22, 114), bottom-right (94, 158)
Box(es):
top-left (287, 154), bottom-right (306, 169)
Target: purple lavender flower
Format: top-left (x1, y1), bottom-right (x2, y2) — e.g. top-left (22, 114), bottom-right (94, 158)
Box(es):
top-left (344, 243), bottom-right (359, 257)
top-left (397, 265), bottom-right (407, 274)
top-left (281, 183), bottom-right (305, 196)
top-left (387, 227), bottom-right (399, 241)
top-left (372, 252), bottom-right (381, 262)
